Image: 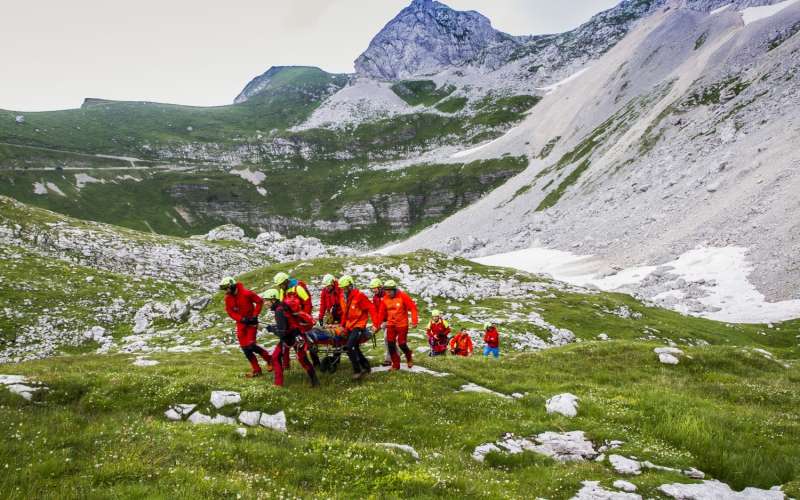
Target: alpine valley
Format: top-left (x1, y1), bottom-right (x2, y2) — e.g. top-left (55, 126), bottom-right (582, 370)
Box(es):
top-left (1, 1), bottom-right (800, 498)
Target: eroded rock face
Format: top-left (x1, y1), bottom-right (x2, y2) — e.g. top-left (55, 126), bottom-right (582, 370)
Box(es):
top-left (354, 0), bottom-right (780, 81)
top-left (355, 0), bottom-right (519, 80)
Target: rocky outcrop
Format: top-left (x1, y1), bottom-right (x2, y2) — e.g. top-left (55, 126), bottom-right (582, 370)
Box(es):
top-left (355, 0), bottom-right (784, 83)
top-left (355, 0), bottom-right (520, 80)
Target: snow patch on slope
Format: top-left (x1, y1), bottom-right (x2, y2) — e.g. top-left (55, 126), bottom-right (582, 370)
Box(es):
top-left (740, 0), bottom-right (800, 25)
top-left (475, 246), bottom-right (800, 323)
top-left (536, 67), bottom-right (591, 93)
top-left (450, 126), bottom-right (521, 159)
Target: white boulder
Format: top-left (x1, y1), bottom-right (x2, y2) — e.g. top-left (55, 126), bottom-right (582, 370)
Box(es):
top-left (610, 455), bottom-right (642, 475)
top-left (15, 115), bottom-right (25, 124)
top-left (473, 431), bottom-right (598, 463)
top-left (259, 410), bottom-right (287, 432)
top-left (614, 480), bottom-right (638, 492)
top-left (238, 411), bottom-right (262, 427)
top-left (188, 412), bottom-right (213, 425)
top-left (7, 384), bottom-right (36, 400)
top-left (472, 443), bottom-right (502, 462)
top-left (378, 443), bottom-right (420, 460)
top-left (164, 408), bottom-right (182, 421)
top-left (574, 481), bottom-right (642, 500)
top-left (659, 353), bottom-right (681, 365)
top-left (546, 393), bottom-right (579, 417)
top-left (210, 391), bottom-right (241, 409)
top-left (659, 480), bottom-right (784, 499)
top-left (210, 414), bottom-right (237, 425)
top-left (0, 375), bottom-right (27, 385)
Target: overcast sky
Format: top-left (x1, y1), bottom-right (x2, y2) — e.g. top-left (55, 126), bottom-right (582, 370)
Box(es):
top-left (2, 0), bottom-right (620, 112)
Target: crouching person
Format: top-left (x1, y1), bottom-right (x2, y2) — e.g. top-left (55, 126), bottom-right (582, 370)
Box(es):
top-left (263, 289), bottom-right (320, 388)
top-left (426, 310), bottom-right (451, 357)
top-left (221, 277), bottom-right (273, 378)
top-left (449, 328), bottom-right (474, 357)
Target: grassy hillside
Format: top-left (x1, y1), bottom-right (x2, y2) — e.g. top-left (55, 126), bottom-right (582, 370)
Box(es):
top-left (0, 65), bottom-right (540, 246)
top-left (0, 67), bottom-right (349, 157)
top-left (1, 224), bottom-right (799, 497)
top-left (1, 336), bottom-right (798, 498)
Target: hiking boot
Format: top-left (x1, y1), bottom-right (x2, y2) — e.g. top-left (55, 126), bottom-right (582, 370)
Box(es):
top-left (381, 359), bottom-right (392, 367)
top-left (309, 371), bottom-right (320, 388)
top-left (389, 366), bottom-right (400, 371)
top-left (245, 371), bottom-right (263, 379)
top-left (266, 364), bottom-right (274, 373)
top-left (407, 361), bottom-right (414, 369)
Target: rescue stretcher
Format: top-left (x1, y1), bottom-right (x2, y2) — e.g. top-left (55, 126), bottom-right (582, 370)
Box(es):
top-left (306, 325), bottom-right (376, 373)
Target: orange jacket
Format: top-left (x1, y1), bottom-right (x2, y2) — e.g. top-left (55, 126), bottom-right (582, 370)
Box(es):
top-left (378, 290), bottom-right (419, 328)
top-left (339, 288), bottom-right (379, 332)
top-left (449, 332), bottom-right (473, 356)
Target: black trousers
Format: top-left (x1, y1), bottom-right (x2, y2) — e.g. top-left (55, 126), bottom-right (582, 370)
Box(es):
top-left (345, 328), bottom-right (370, 373)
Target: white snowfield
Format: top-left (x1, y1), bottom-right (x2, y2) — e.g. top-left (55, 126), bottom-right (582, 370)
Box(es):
top-left (475, 246), bottom-right (800, 323)
top-left (450, 126), bottom-right (521, 159)
top-left (535, 67), bottom-right (591, 93)
top-left (740, 0), bottom-right (800, 25)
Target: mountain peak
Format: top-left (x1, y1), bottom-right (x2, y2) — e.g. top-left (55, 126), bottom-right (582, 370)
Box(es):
top-left (354, 0), bottom-right (515, 80)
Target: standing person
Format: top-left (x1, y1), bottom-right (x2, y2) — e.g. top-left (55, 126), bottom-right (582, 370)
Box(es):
top-left (449, 328), bottom-right (474, 357)
top-left (317, 274), bottom-right (342, 326)
top-left (220, 277), bottom-right (273, 378)
top-left (369, 278), bottom-right (391, 367)
top-left (377, 280), bottom-right (419, 370)
top-left (339, 275), bottom-right (381, 380)
top-left (483, 323), bottom-right (500, 358)
top-left (426, 310), bottom-right (451, 357)
top-left (263, 289), bottom-right (319, 388)
top-left (273, 272), bottom-right (313, 369)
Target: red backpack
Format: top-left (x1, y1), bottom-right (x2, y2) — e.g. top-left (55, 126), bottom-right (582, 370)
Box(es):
top-left (283, 294), bottom-right (314, 333)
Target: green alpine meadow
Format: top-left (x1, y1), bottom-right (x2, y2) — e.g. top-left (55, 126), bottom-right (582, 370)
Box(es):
top-left (3, 0), bottom-right (800, 498)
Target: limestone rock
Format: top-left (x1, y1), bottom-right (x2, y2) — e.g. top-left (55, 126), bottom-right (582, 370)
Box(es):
top-left (210, 391), bottom-right (241, 409)
top-left (259, 410), bottom-right (287, 432)
top-left (546, 393), bottom-right (579, 418)
top-left (610, 455), bottom-right (642, 475)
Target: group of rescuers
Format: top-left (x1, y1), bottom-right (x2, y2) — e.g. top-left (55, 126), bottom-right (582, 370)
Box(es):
top-left (220, 273), bottom-right (502, 387)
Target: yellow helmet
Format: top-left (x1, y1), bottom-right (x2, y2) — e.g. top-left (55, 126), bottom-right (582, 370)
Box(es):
top-left (273, 272), bottom-right (290, 285)
top-left (383, 279), bottom-right (398, 289)
top-left (219, 277), bottom-right (236, 289)
top-left (431, 309), bottom-right (442, 317)
top-left (369, 278), bottom-right (383, 289)
top-left (339, 275), bottom-right (354, 287)
top-left (263, 289), bottom-right (280, 300)
top-left (322, 274), bottom-right (336, 286)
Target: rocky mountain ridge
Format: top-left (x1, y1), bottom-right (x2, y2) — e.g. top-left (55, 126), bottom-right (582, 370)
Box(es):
top-left (352, 0), bottom-right (782, 83)
top-left (390, 1), bottom-right (800, 307)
